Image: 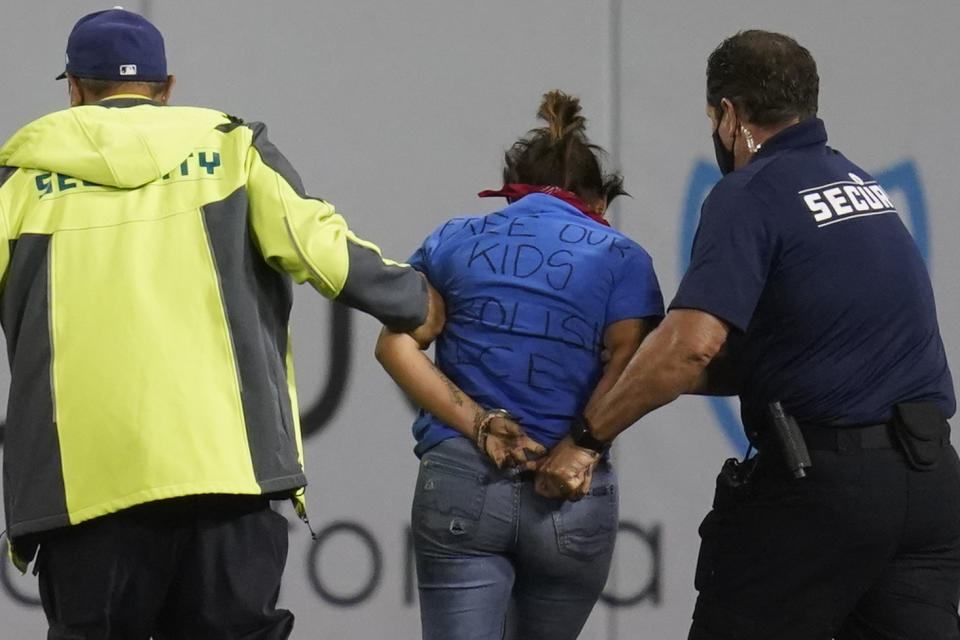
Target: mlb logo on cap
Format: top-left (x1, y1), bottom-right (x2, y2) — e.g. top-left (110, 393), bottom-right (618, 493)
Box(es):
top-left (56, 8), bottom-right (167, 82)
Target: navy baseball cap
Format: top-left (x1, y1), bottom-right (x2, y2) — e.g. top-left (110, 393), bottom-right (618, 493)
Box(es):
top-left (56, 7), bottom-right (167, 81)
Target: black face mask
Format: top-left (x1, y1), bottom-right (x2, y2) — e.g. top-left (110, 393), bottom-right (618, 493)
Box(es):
top-left (712, 105), bottom-right (736, 175)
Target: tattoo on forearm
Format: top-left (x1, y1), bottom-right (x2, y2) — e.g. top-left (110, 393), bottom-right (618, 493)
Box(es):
top-left (421, 352), bottom-right (464, 406)
top-left (472, 406), bottom-right (485, 430)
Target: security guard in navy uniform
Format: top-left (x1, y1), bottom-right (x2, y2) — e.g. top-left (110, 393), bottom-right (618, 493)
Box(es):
top-left (529, 30), bottom-right (960, 638)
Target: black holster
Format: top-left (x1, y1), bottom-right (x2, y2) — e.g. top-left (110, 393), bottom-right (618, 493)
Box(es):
top-left (767, 401), bottom-right (812, 479)
top-left (891, 401), bottom-right (951, 471)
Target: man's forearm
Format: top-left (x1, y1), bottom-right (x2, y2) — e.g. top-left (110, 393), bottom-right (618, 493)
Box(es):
top-left (582, 318), bottom-right (653, 417)
top-left (584, 330), bottom-right (707, 441)
top-left (584, 309), bottom-right (729, 442)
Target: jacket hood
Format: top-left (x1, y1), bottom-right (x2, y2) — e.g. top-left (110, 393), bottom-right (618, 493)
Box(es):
top-left (0, 101), bottom-right (231, 188)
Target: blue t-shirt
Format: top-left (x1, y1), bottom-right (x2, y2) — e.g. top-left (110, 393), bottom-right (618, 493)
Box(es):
top-left (409, 193), bottom-right (664, 455)
top-left (672, 118), bottom-right (955, 433)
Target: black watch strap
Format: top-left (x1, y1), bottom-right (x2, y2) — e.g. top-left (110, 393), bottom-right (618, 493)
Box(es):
top-left (569, 414), bottom-right (611, 455)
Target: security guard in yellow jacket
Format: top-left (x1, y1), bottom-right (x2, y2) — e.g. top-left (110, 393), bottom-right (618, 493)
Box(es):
top-left (0, 9), bottom-right (441, 639)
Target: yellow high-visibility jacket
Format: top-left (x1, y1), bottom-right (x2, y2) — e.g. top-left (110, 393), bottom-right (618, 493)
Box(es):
top-left (0, 97), bottom-right (427, 567)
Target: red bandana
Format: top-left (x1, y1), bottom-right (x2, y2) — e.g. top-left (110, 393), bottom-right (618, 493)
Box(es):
top-left (477, 184), bottom-right (610, 227)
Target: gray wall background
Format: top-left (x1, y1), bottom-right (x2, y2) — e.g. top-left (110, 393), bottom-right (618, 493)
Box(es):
top-left (2, 1), bottom-right (959, 637)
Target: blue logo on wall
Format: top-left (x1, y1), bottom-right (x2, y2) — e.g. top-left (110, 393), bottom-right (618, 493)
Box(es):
top-left (681, 159), bottom-right (930, 453)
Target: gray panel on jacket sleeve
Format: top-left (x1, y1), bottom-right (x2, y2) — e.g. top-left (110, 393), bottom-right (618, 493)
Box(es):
top-left (0, 234), bottom-right (70, 540)
top-left (245, 121), bottom-right (312, 198)
top-left (201, 188), bottom-right (307, 494)
top-left (336, 241), bottom-right (429, 332)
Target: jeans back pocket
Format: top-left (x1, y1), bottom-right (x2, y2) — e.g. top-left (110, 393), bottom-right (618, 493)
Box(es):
top-left (413, 457), bottom-right (488, 547)
top-left (552, 483), bottom-right (618, 561)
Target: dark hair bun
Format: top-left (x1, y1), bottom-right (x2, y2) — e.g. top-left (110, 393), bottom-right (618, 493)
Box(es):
top-left (501, 89), bottom-right (627, 206)
top-left (537, 90), bottom-right (587, 142)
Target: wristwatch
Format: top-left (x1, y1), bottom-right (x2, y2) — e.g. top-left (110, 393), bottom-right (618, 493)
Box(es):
top-left (569, 414), bottom-right (611, 455)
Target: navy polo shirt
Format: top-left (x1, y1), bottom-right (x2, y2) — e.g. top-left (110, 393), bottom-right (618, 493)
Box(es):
top-left (672, 118), bottom-right (955, 431)
top-left (409, 193), bottom-right (664, 455)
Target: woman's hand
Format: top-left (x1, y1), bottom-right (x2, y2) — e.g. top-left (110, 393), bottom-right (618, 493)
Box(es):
top-left (475, 410), bottom-right (546, 468)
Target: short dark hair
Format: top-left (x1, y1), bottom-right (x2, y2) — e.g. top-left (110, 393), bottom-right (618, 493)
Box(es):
top-left (74, 76), bottom-right (169, 101)
top-left (706, 30), bottom-right (819, 127)
top-left (503, 90), bottom-right (626, 204)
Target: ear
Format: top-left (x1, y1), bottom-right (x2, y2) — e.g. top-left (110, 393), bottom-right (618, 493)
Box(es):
top-left (157, 75), bottom-right (176, 104)
top-left (718, 97), bottom-right (739, 138)
top-left (67, 76), bottom-right (84, 107)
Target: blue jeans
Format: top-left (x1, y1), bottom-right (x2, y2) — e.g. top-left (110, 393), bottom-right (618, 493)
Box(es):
top-left (412, 437), bottom-right (618, 640)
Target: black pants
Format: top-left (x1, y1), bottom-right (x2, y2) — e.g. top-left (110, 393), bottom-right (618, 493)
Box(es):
top-left (688, 441), bottom-right (960, 640)
top-left (35, 495), bottom-right (294, 640)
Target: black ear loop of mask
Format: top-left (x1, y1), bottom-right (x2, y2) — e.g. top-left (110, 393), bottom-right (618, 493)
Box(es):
top-left (712, 103), bottom-right (737, 175)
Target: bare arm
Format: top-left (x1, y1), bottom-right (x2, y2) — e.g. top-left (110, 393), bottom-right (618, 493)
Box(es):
top-left (374, 327), bottom-right (545, 466)
top-left (406, 279), bottom-right (446, 349)
top-left (530, 317), bottom-right (655, 499)
top-left (375, 328), bottom-right (480, 437)
top-left (587, 308), bottom-right (730, 442)
top-left (584, 317), bottom-right (658, 414)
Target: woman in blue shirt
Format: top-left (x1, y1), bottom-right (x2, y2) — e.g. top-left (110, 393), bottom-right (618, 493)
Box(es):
top-left (376, 91), bottom-right (663, 640)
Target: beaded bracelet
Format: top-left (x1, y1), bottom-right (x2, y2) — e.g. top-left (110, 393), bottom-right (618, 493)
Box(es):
top-left (474, 408), bottom-right (512, 452)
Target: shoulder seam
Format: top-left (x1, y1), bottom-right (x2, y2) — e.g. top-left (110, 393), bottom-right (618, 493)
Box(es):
top-left (0, 166), bottom-right (16, 189)
top-left (215, 114), bottom-right (247, 134)
top-left (0, 166), bottom-right (15, 243)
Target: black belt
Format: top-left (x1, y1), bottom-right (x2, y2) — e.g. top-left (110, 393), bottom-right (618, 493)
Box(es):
top-left (799, 423), bottom-right (897, 451)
